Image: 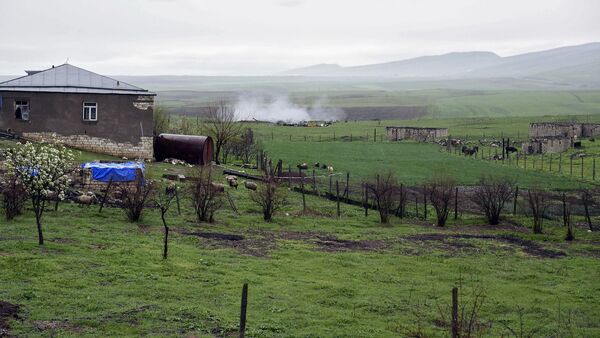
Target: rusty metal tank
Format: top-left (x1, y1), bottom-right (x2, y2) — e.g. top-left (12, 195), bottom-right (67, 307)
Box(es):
top-left (154, 134), bottom-right (214, 165)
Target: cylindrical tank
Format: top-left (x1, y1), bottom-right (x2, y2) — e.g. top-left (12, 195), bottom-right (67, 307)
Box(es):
top-left (154, 134), bottom-right (214, 165)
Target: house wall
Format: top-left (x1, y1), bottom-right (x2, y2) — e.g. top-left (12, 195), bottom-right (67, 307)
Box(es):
top-left (386, 127), bottom-right (448, 142)
top-left (0, 91), bottom-right (154, 158)
top-left (522, 138), bottom-right (571, 154)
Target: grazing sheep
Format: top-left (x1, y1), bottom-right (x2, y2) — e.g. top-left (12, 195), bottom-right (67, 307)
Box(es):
top-left (321, 163), bottom-right (327, 169)
top-left (210, 182), bottom-right (225, 193)
top-left (229, 179), bottom-right (238, 189)
top-left (327, 166), bottom-right (334, 173)
top-left (314, 162), bottom-right (320, 168)
top-left (244, 181), bottom-right (258, 191)
top-left (297, 163), bottom-right (308, 170)
top-left (76, 194), bottom-right (96, 206)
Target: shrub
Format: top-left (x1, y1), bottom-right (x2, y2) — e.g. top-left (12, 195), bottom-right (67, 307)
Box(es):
top-left (0, 174), bottom-right (27, 220)
top-left (471, 175), bottom-right (515, 225)
top-left (119, 181), bottom-right (154, 222)
top-left (367, 172), bottom-right (398, 224)
top-left (525, 187), bottom-right (547, 234)
top-left (425, 174), bottom-right (456, 227)
top-left (189, 166), bottom-right (224, 223)
top-left (250, 177), bottom-right (287, 222)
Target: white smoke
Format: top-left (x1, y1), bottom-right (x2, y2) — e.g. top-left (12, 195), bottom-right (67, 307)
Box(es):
top-left (234, 93), bottom-right (345, 123)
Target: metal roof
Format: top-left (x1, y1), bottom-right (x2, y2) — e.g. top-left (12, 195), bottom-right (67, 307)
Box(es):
top-left (0, 64), bottom-right (155, 95)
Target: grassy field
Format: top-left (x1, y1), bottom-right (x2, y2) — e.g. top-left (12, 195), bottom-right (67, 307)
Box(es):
top-left (1, 171), bottom-right (600, 337)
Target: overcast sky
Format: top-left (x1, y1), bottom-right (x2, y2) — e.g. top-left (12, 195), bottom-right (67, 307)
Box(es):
top-left (1, 0), bottom-right (599, 75)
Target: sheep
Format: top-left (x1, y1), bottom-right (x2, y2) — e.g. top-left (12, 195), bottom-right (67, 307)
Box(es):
top-left (327, 166), bottom-right (334, 173)
top-left (244, 181), bottom-right (258, 191)
top-left (297, 163), bottom-right (308, 170)
top-left (226, 175), bottom-right (238, 189)
top-left (314, 162), bottom-right (320, 168)
top-left (210, 182), bottom-right (225, 193)
top-left (76, 194), bottom-right (96, 206)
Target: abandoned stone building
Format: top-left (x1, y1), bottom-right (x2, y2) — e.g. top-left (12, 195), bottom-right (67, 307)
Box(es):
top-left (522, 137), bottom-right (572, 154)
top-left (0, 64), bottom-right (155, 159)
top-left (529, 122), bottom-right (600, 139)
top-left (386, 126), bottom-right (448, 142)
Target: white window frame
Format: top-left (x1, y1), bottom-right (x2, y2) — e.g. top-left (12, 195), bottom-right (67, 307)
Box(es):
top-left (15, 100), bottom-right (30, 120)
top-left (82, 102), bottom-right (98, 121)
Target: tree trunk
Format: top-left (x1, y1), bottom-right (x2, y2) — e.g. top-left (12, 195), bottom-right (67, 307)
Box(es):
top-left (162, 213), bottom-right (169, 259)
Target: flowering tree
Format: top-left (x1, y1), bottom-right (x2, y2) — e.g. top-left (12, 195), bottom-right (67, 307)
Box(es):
top-left (5, 142), bottom-right (74, 245)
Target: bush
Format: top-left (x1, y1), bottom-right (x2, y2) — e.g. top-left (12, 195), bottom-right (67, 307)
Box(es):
top-left (0, 174), bottom-right (27, 220)
top-left (367, 172), bottom-right (398, 224)
top-left (119, 181), bottom-right (154, 222)
top-left (425, 175), bottom-right (456, 227)
top-left (250, 177), bottom-right (287, 222)
top-left (471, 175), bottom-right (515, 225)
top-left (525, 186), bottom-right (547, 234)
top-left (189, 166), bottom-right (224, 223)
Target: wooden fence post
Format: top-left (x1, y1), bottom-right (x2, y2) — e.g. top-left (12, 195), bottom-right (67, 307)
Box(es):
top-left (364, 183), bottom-right (369, 217)
top-left (415, 194), bottom-right (419, 218)
top-left (423, 187), bottom-right (427, 220)
top-left (300, 168), bottom-right (306, 212)
top-left (288, 165), bottom-right (292, 187)
top-left (513, 185), bottom-right (519, 215)
top-left (454, 186), bottom-right (458, 220)
top-left (98, 176), bottom-right (114, 213)
top-left (240, 283), bottom-right (248, 338)
top-left (594, 158), bottom-right (596, 181)
top-left (374, 128), bottom-right (377, 142)
top-left (345, 172), bottom-right (350, 198)
top-left (336, 181), bottom-right (341, 218)
top-left (570, 157), bottom-right (573, 176)
top-left (329, 175), bottom-right (332, 195)
top-left (581, 157), bottom-right (584, 179)
top-left (559, 153), bottom-right (562, 173)
top-left (549, 154), bottom-right (553, 172)
top-left (452, 287), bottom-right (459, 338)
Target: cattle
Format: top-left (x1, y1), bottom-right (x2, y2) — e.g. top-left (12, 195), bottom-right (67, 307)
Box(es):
top-left (505, 146), bottom-right (518, 154)
top-left (461, 146), bottom-right (479, 156)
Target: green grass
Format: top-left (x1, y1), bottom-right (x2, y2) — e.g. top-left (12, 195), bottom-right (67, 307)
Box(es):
top-left (1, 175), bottom-right (599, 337)
top-left (260, 140), bottom-right (590, 189)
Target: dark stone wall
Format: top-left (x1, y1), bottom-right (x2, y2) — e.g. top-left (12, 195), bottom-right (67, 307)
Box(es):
top-left (0, 91), bottom-right (154, 144)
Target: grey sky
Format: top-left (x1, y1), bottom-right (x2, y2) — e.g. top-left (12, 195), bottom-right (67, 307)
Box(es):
top-left (1, 0), bottom-right (599, 75)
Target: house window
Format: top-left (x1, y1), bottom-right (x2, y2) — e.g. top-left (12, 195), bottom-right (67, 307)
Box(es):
top-left (83, 102), bottom-right (98, 121)
top-left (15, 100), bottom-right (29, 120)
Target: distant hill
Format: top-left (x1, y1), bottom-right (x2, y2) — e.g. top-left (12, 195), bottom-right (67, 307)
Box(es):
top-left (284, 43), bottom-right (600, 84)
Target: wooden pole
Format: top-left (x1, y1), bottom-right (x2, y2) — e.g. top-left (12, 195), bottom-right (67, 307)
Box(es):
top-left (513, 185), bottom-right (519, 215)
top-left (452, 287), bottom-right (459, 338)
top-left (423, 187), bottom-right (427, 220)
top-left (329, 175), bottom-right (332, 195)
top-left (374, 128), bottom-right (376, 142)
top-left (98, 176), bottom-right (114, 213)
top-left (300, 168), bottom-right (306, 212)
top-left (364, 183), bottom-right (369, 217)
top-left (336, 181), bottom-right (341, 218)
top-left (581, 157), bottom-right (584, 179)
top-left (312, 169), bottom-right (316, 193)
top-left (454, 186), bottom-right (458, 220)
top-left (549, 154), bottom-right (553, 172)
top-left (345, 172), bottom-right (350, 198)
top-left (594, 158), bottom-right (596, 181)
top-left (240, 283), bottom-right (248, 338)
top-left (288, 165), bottom-right (292, 187)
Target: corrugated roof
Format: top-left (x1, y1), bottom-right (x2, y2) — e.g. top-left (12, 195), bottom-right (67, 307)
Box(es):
top-left (0, 64), bottom-right (155, 95)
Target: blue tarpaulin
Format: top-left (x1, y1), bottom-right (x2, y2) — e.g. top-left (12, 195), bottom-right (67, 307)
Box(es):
top-left (82, 162), bottom-right (144, 182)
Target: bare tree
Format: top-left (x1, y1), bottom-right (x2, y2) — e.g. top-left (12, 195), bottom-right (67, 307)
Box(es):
top-left (367, 172), bottom-right (398, 224)
top-left (471, 175), bottom-right (515, 225)
top-left (154, 182), bottom-right (177, 259)
top-left (250, 177), bottom-right (287, 222)
top-left (119, 181), bottom-right (154, 222)
top-left (189, 166), bottom-right (224, 223)
top-left (204, 101), bottom-right (243, 164)
top-left (525, 187), bottom-right (547, 234)
top-left (426, 175), bottom-right (456, 227)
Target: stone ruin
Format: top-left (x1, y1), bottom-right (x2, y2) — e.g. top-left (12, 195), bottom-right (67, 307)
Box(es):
top-left (522, 122), bottom-right (600, 154)
top-left (386, 126), bottom-right (448, 142)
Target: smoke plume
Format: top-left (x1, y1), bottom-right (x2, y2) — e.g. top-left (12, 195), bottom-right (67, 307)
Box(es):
top-left (234, 93), bottom-right (345, 123)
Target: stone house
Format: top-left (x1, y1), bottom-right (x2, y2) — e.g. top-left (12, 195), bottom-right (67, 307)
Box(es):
top-left (522, 137), bottom-right (571, 154)
top-left (386, 126), bottom-right (448, 142)
top-left (0, 64), bottom-right (155, 159)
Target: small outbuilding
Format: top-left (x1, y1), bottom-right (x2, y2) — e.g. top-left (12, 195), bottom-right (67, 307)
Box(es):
top-left (522, 137), bottom-right (571, 154)
top-left (154, 134), bottom-right (214, 165)
top-left (386, 126), bottom-right (448, 142)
